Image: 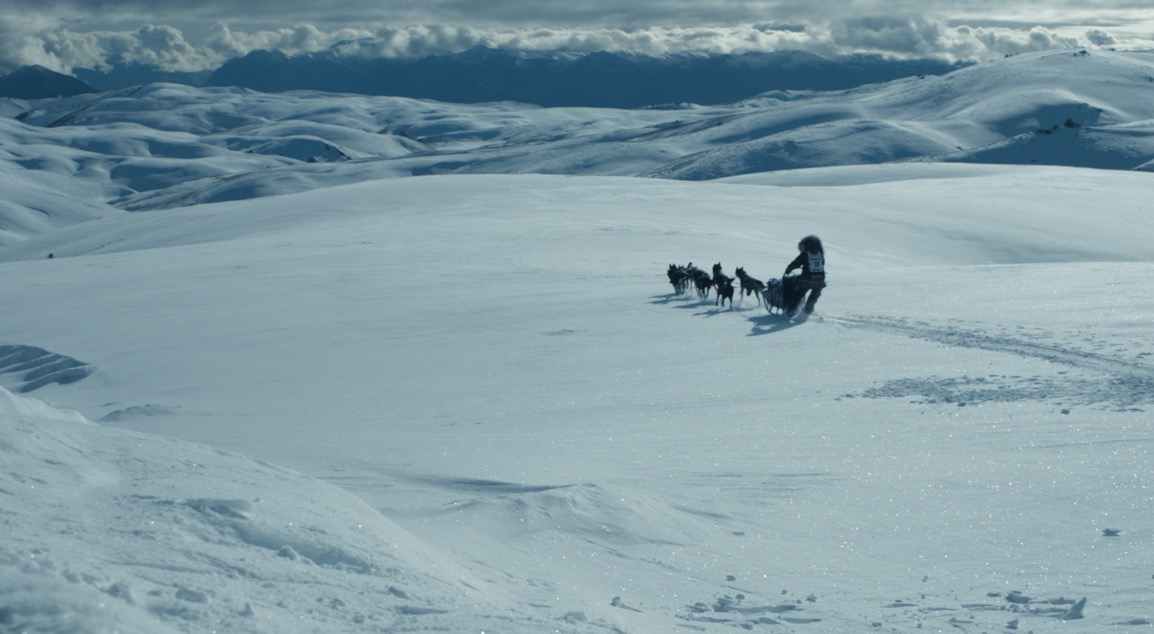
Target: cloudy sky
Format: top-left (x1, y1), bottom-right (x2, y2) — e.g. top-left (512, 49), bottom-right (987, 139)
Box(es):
top-left (1, 0), bottom-right (1153, 74)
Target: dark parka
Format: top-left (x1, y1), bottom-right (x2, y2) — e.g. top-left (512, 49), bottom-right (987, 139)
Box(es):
top-left (783, 235), bottom-right (826, 314)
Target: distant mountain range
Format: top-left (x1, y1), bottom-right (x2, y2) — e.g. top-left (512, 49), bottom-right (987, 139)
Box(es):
top-left (2, 48), bottom-right (966, 108)
top-left (3, 48), bottom-right (1153, 246)
top-left (0, 65), bottom-right (98, 100)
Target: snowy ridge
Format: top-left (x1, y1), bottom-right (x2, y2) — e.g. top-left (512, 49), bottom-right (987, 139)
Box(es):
top-left (0, 387), bottom-right (547, 632)
top-left (0, 344), bottom-right (94, 393)
top-left (1, 50), bottom-right (1154, 235)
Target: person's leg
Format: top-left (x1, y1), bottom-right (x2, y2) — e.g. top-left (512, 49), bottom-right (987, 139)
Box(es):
top-left (804, 287), bottom-right (822, 314)
top-left (783, 278), bottom-right (802, 314)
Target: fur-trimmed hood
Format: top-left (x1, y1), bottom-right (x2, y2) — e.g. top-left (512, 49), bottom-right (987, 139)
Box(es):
top-left (799, 235), bottom-right (823, 254)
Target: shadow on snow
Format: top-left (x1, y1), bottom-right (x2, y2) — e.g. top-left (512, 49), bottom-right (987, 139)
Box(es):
top-left (746, 312), bottom-right (807, 336)
top-left (652, 293), bottom-right (803, 333)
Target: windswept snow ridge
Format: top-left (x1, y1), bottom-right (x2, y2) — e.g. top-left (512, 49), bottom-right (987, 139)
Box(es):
top-left (0, 344), bottom-right (93, 393)
top-left (0, 387), bottom-right (563, 633)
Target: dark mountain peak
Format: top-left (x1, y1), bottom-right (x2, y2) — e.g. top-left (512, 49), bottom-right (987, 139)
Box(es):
top-left (8, 64), bottom-right (55, 78)
top-left (208, 49), bottom-right (302, 93)
top-left (0, 65), bottom-right (98, 99)
top-left (235, 49), bottom-right (292, 65)
top-left (201, 47), bottom-right (966, 108)
top-left (436, 45), bottom-right (542, 66)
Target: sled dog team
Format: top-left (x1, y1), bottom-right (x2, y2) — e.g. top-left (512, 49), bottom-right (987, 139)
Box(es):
top-left (666, 234), bottom-right (826, 317)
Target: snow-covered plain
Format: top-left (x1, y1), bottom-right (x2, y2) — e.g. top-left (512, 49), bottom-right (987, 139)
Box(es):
top-left (2, 50), bottom-right (1154, 633)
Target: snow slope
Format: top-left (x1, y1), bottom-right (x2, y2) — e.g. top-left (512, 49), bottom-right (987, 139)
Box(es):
top-left (2, 49), bottom-right (1154, 634)
top-left (0, 386), bottom-right (542, 633)
top-left (3, 166), bottom-right (1154, 632)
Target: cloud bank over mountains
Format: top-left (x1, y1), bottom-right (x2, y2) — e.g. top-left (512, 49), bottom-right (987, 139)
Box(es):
top-left (0, 12), bottom-right (1142, 77)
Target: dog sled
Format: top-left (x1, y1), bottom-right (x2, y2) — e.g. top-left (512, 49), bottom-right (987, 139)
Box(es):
top-left (765, 273), bottom-right (824, 315)
top-left (667, 263), bottom-right (820, 315)
top-left (764, 276), bottom-right (786, 314)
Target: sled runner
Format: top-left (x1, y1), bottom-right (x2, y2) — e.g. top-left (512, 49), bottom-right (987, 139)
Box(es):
top-left (764, 274), bottom-right (809, 315)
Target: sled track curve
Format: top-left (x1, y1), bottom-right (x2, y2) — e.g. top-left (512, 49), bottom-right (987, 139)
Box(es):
top-left (830, 314), bottom-right (1154, 411)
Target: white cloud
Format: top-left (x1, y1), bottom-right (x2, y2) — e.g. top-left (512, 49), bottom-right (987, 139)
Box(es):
top-left (0, 15), bottom-right (75, 73)
top-left (37, 25), bottom-right (223, 72)
top-left (2, 3), bottom-right (1153, 75)
top-left (1085, 29), bottom-right (1116, 47)
top-left (827, 16), bottom-right (942, 56)
top-left (964, 25), bottom-right (1086, 58)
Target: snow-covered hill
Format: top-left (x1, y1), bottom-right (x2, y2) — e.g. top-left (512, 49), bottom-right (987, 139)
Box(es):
top-left (2, 48), bottom-right (1154, 634)
top-left (1, 49), bottom-right (1153, 238)
top-left (4, 165), bottom-right (1154, 632)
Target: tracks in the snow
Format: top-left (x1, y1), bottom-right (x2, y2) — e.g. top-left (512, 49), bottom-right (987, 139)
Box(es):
top-left (830, 314), bottom-right (1154, 411)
